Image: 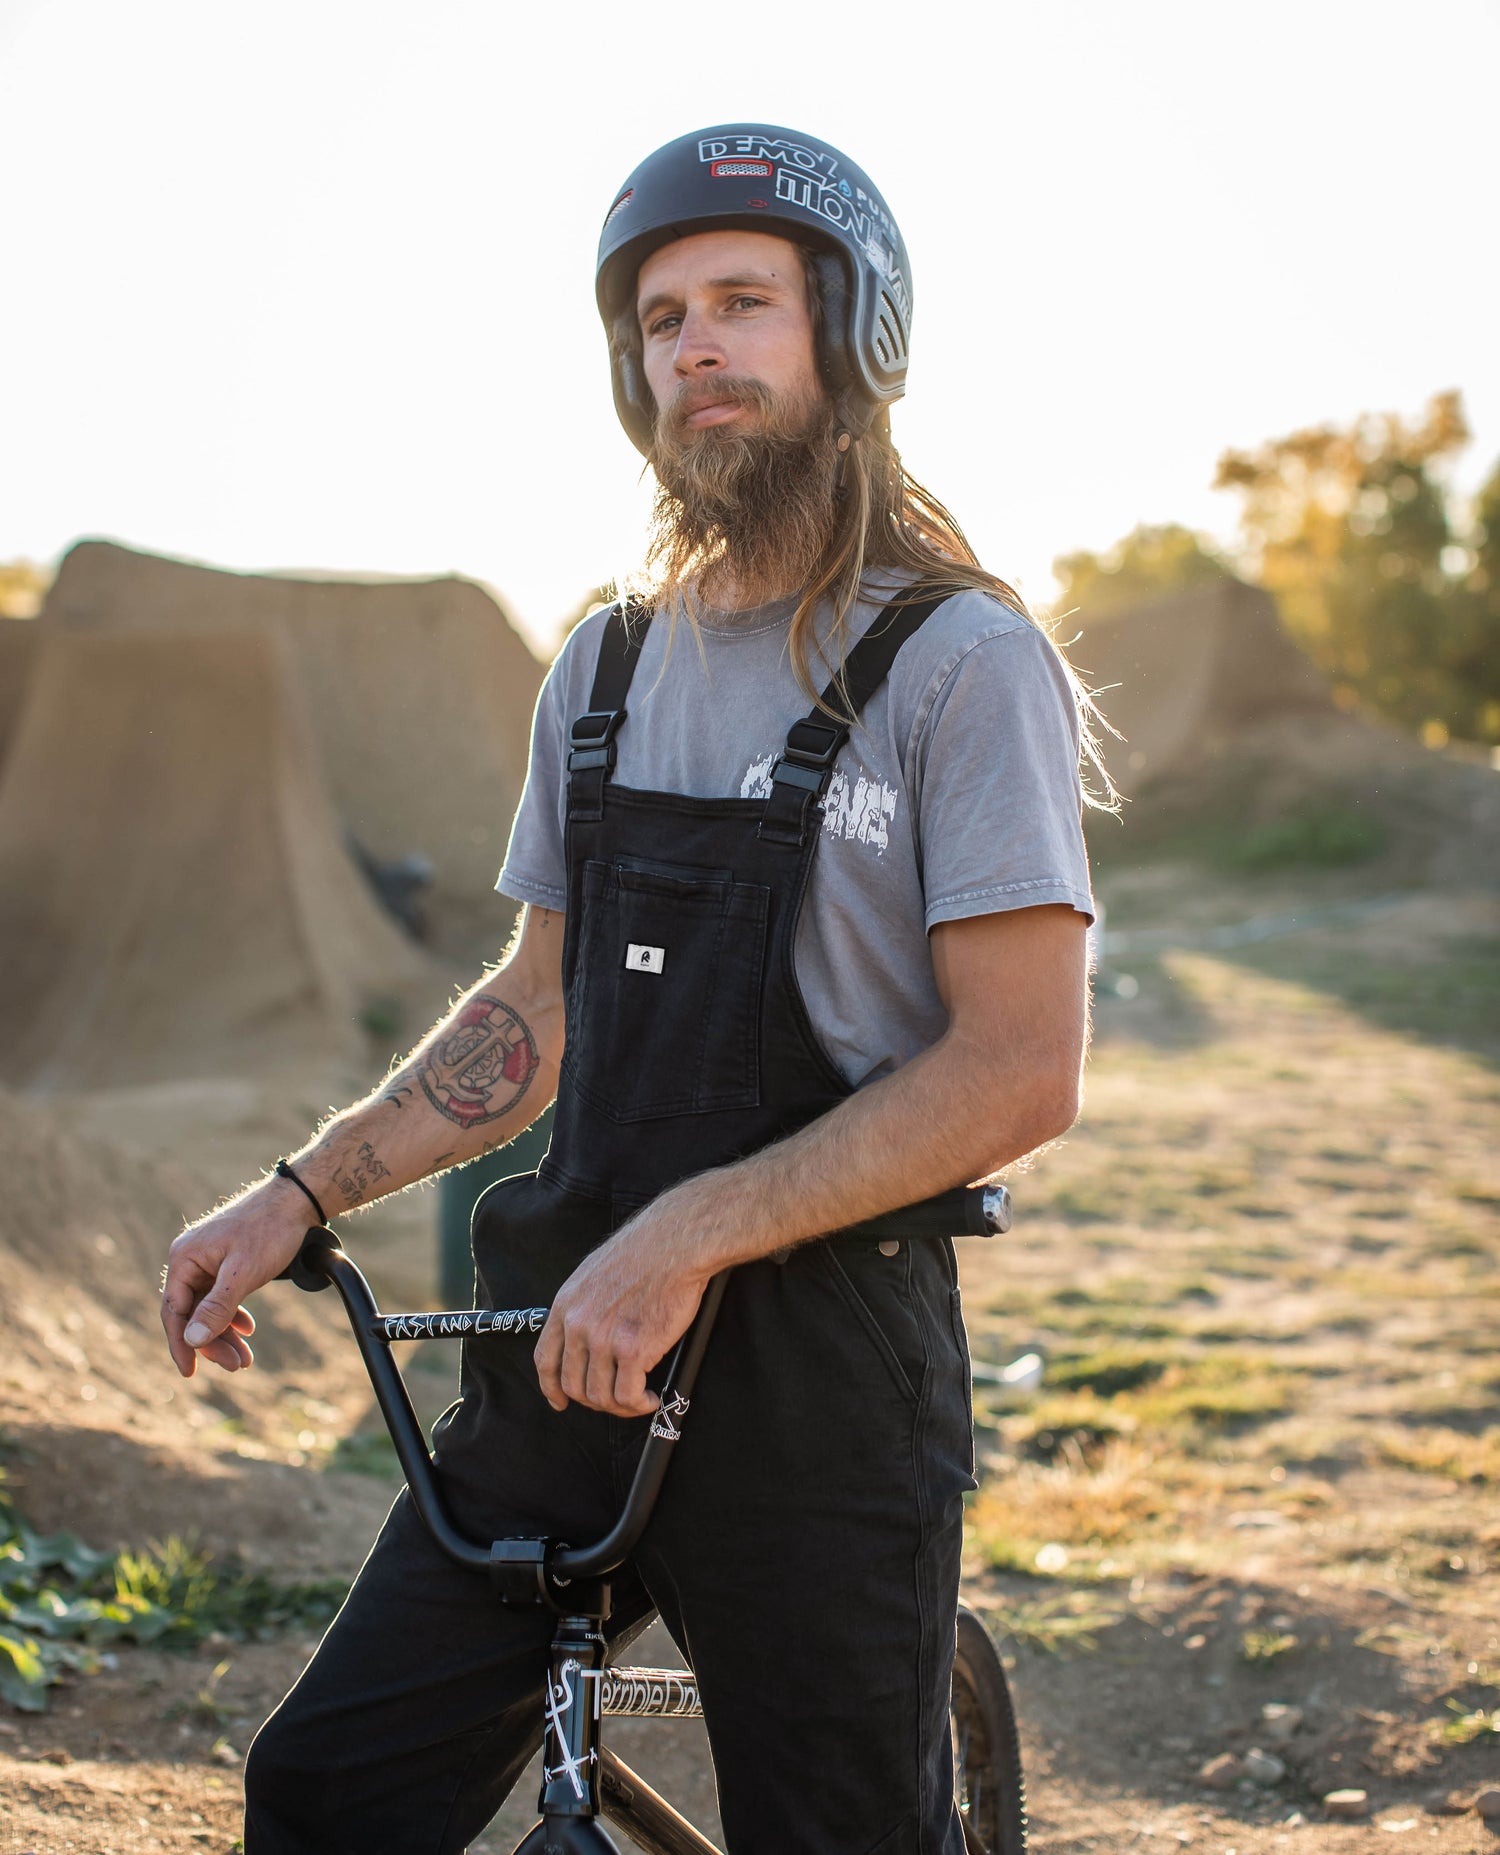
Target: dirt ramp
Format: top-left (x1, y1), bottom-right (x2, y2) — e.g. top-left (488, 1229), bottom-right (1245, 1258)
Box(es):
top-left (0, 616), bottom-right (40, 780)
top-left (44, 539), bottom-right (546, 957)
top-left (1072, 580), bottom-right (1330, 794)
top-left (0, 631), bottom-right (433, 1091)
top-left (0, 1085), bottom-right (383, 1563)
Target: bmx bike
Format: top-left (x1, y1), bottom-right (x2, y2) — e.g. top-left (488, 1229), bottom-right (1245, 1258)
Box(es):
top-left (281, 1181), bottom-right (1029, 1854)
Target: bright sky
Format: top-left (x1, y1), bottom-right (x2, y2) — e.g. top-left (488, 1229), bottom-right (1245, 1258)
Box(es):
top-left (3, 0), bottom-right (1496, 654)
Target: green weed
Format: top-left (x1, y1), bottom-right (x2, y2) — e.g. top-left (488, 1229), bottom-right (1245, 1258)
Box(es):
top-left (327, 1429), bottom-right (401, 1478)
top-left (1048, 1349), bottom-right (1170, 1398)
top-left (1435, 1703), bottom-right (1500, 1745)
top-left (1132, 1355), bottom-right (1300, 1432)
top-left (1374, 1428), bottom-right (1500, 1484)
top-left (990, 1591), bottom-right (1125, 1656)
top-left (1240, 1628), bottom-right (1301, 1665)
top-left (0, 1474), bottom-right (347, 1712)
top-left (166, 1656), bottom-right (234, 1728)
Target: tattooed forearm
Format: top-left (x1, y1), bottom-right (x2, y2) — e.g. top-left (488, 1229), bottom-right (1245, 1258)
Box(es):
top-left (417, 994), bottom-right (540, 1130)
top-left (330, 1140), bottom-right (393, 1208)
top-left (382, 1082), bottom-right (415, 1108)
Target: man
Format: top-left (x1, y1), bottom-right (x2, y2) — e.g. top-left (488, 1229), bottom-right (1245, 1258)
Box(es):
top-left (161, 122), bottom-right (1096, 1852)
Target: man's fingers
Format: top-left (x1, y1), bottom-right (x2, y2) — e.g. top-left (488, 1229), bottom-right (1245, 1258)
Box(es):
top-left (161, 1261), bottom-right (214, 1377)
top-left (534, 1314), bottom-right (567, 1411)
top-left (561, 1332), bottom-right (592, 1408)
top-left (194, 1329), bottom-right (253, 1372)
top-left (612, 1359), bottom-right (658, 1420)
top-left (180, 1266), bottom-right (250, 1354)
top-left (583, 1345), bottom-right (618, 1414)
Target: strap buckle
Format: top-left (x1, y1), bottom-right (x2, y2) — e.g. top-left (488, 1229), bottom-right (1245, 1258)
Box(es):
top-left (568, 709), bottom-right (626, 773)
top-left (768, 717), bottom-right (846, 796)
top-left (782, 718), bottom-right (844, 770)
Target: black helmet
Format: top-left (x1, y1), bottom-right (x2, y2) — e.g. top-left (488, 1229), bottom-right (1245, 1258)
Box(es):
top-left (596, 123), bottom-right (913, 455)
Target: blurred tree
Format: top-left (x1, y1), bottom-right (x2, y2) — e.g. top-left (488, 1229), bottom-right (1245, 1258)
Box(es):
top-left (1215, 391), bottom-right (1500, 744)
top-left (1053, 523), bottom-right (1235, 618)
top-left (0, 559), bottom-right (51, 618)
top-left (1465, 456), bottom-right (1500, 743)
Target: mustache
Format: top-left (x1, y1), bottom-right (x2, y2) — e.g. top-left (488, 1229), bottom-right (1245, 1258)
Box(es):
top-left (660, 375), bottom-right (779, 439)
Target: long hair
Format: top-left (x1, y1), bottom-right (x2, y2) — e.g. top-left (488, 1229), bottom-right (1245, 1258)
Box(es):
top-left (611, 266), bottom-right (1117, 808)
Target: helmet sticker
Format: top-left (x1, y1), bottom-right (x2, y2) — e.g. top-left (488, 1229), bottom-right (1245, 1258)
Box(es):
top-left (603, 188), bottom-right (634, 227)
top-left (695, 131), bottom-right (909, 315)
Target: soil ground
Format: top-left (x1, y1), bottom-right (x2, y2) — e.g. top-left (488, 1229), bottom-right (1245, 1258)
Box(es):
top-left (3, 850), bottom-right (1498, 1852)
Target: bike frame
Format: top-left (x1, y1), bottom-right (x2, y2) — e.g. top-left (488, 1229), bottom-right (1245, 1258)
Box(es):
top-left (284, 1180), bottom-right (1010, 1854)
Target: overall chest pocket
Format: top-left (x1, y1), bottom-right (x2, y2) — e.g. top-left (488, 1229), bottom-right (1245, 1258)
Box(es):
top-left (563, 858), bottom-right (770, 1122)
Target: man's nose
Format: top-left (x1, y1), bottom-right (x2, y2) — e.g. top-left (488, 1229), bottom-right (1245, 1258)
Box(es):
top-left (672, 309), bottom-right (726, 375)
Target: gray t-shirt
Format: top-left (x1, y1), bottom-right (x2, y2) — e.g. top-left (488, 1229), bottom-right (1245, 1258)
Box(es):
top-left (497, 582), bottom-right (1094, 1089)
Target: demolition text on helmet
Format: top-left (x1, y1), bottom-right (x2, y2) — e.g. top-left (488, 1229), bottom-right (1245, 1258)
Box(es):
top-left (699, 135), bottom-right (837, 177)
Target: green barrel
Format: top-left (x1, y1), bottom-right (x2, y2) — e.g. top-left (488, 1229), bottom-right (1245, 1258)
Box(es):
top-left (437, 1106), bottom-right (554, 1308)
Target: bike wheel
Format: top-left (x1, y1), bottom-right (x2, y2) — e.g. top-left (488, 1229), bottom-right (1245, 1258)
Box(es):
top-left (951, 1603), bottom-right (1027, 1853)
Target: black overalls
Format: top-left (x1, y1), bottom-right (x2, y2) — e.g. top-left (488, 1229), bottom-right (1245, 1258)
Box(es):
top-left (245, 592), bottom-right (976, 1855)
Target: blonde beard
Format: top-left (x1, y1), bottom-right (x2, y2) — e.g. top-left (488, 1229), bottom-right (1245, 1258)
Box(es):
top-left (641, 381), bottom-right (840, 611)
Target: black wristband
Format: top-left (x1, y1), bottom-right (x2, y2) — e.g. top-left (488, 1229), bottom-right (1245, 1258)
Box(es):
top-left (275, 1159), bottom-right (330, 1227)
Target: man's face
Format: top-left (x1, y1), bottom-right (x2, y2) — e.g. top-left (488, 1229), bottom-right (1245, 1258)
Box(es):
top-left (635, 229), bottom-right (823, 440)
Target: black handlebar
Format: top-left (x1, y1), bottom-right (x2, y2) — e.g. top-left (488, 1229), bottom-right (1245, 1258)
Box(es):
top-left (841, 1183), bottom-right (1011, 1242)
top-left (282, 1180), bottom-right (1011, 1597)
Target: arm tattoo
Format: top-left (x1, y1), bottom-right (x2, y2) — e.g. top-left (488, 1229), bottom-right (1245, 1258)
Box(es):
top-left (418, 994), bottom-right (540, 1130)
top-left (332, 1140), bottom-right (393, 1208)
top-left (382, 1082), bottom-right (415, 1109)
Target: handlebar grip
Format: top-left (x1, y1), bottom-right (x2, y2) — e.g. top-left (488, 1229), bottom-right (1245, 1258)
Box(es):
top-left (840, 1184), bottom-right (1011, 1241)
top-left (277, 1225), bottom-right (340, 1293)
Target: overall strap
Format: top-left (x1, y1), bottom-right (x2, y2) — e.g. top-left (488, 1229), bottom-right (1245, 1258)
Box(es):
top-left (567, 599), bottom-right (652, 821)
top-left (758, 585), bottom-right (954, 848)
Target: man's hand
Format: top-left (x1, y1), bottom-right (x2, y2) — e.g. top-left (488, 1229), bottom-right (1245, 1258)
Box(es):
top-left (534, 905), bottom-right (1088, 1418)
top-left (158, 904), bottom-right (568, 1383)
top-left (160, 1183), bottom-right (309, 1377)
top-left (533, 1208), bottom-right (711, 1419)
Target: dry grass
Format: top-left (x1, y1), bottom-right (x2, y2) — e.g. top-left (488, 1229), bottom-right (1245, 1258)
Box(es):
top-left (961, 880), bottom-right (1500, 1643)
top-left (969, 1438), bottom-right (1170, 1570)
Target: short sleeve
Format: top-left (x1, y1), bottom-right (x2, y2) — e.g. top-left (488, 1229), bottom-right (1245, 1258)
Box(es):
top-left (495, 646), bottom-right (575, 910)
top-left (910, 623), bottom-right (1095, 931)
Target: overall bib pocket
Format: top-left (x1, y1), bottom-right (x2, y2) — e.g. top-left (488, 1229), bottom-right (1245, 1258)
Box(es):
top-left (563, 858), bottom-right (770, 1122)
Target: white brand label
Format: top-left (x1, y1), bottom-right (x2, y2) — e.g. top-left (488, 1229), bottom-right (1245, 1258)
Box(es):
top-left (626, 944), bottom-right (665, 975)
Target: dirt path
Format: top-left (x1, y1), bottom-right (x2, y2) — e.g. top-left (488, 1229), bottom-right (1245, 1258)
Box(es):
top-left (3, 876), bottom-right (1497, 1852)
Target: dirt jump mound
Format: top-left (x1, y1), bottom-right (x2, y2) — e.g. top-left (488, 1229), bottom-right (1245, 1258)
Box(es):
top-left (43, 539), bottom-right (547, 959)
top-left (1071, 579), bottom-right (1331, 796)
top-left (0, 616), bottom-right (40, 780)
top-left (0, 630), bottom-right (433, 1091)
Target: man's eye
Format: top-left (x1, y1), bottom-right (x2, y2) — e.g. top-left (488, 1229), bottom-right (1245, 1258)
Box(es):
top-left (647, 314), bottom-right (680, 337)
top-left (730, 295), bottom-right (764, 311)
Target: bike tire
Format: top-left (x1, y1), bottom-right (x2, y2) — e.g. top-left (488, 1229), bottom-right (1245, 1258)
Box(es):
top-left (951, 1603), bottom-right (1028, 1854)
